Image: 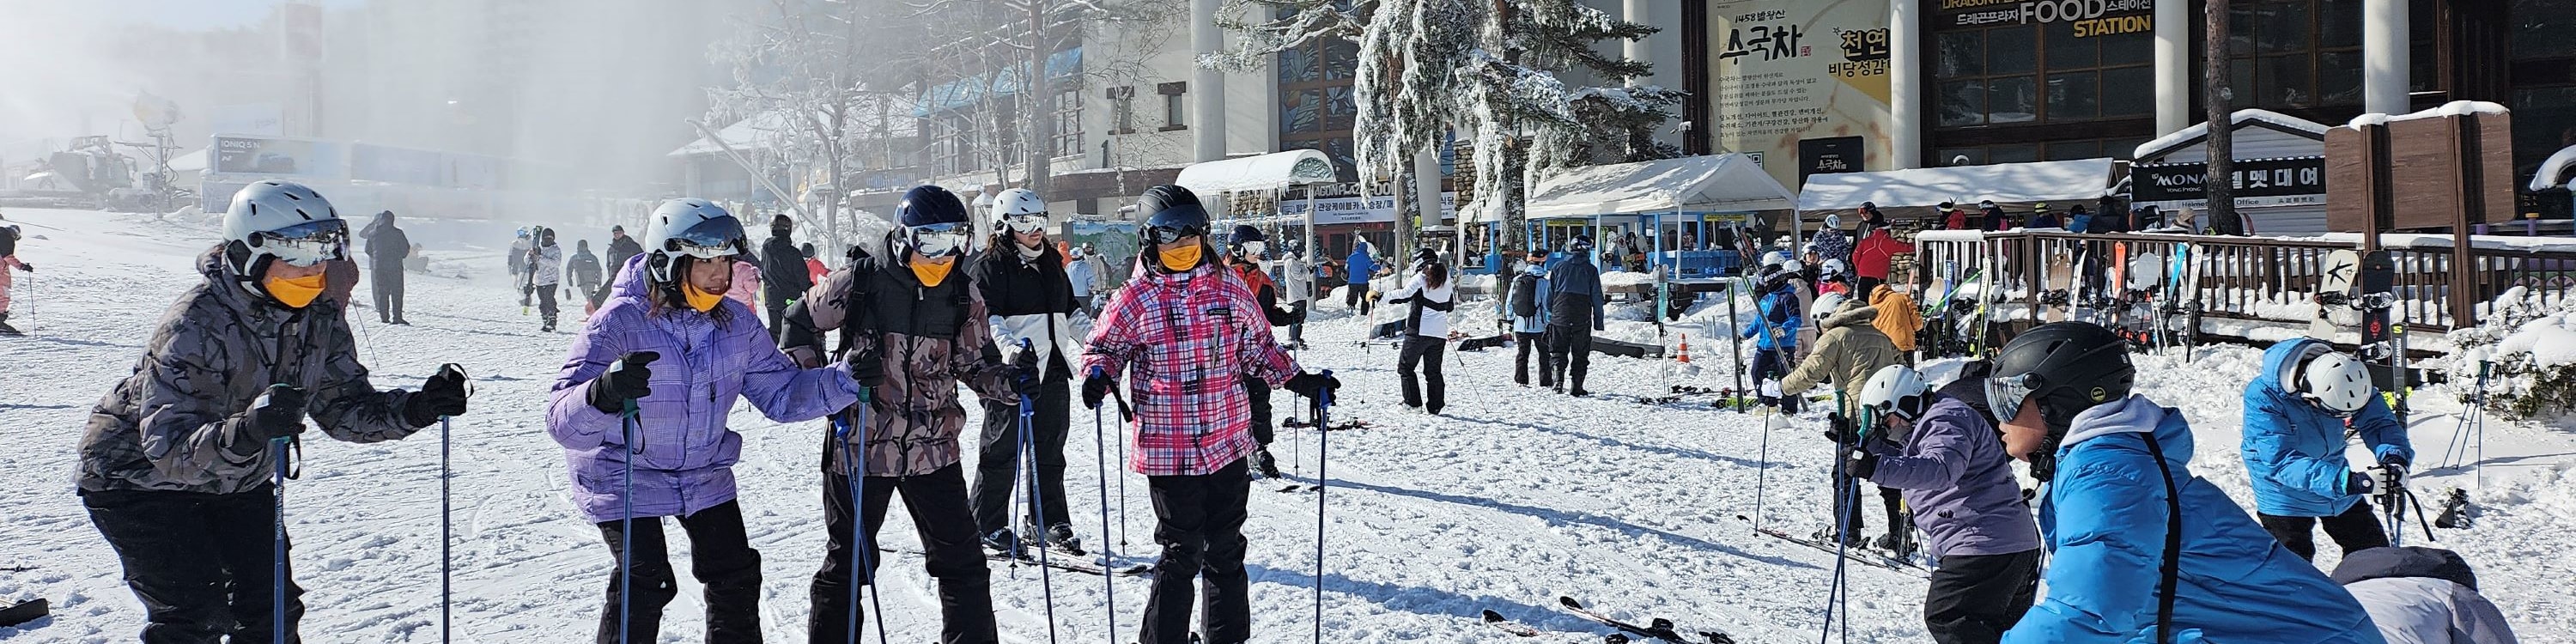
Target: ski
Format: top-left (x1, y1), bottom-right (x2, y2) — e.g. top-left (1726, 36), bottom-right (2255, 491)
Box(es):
top-left (1555, 596), bottom-right (1686, 643)
top-left (1283, 418), bottom-right (1378, 431)
top-left (1740, 520), bottom-right (1923, 572)
top-left (2434, 488), bottom-right (2474, 529)
top-left (0, 598), bottom-right (46, 628)
top-left (1480, 609), bottom-right (1541, 637)
top-left (892, 547), bottom-right (1151, 577)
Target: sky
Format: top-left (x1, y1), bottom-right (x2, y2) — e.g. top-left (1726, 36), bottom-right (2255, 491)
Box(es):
top-left (93, 0), bottom-right (363, 30)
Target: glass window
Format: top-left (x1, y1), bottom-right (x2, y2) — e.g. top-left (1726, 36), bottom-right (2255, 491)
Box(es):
top-left (2044, 139), bottom-right (2099, 161)
top-left (2045, 26), bottom-right (2096, 70)
top-left (1990, 76), bottom-right (2037, 124)
top-left (1988, 143), bottom-right (2040, 164)
top-left (2100, 31), bottom-right (2153, 66)
top-left (2321, 0), bottom-right (2362, 49)
top-left (2257, 5), bottom-right (2312, 53)
top-left (2217, 0), bottom-right (2363, 112)
top-left (2102, 67), bottom-right (2155, 116)
top-left (2105, 137), bottom-right (2150, 161)
top-left (2262, 54), bottom-right (2313, 107)
top-left (1938, 31), bottom-right (1984, 76)
top-left (2513, 0), bottom-right (2576, 59)
top-left (2229, 58), bottom-right (2257, 108)
top-left (1988, 26), bottom-right (2037, 75)
top-left (1165, 94), bottom-right (1185, 127)
top-left (2047, 70), bottom-right (2099, 122)
top-left (1937, 147), bottom-right (1989, 167)
top-left (2319, 52), bottom-right (2364, 106)
top-left (1939, 80), bottom-right (1986, 126)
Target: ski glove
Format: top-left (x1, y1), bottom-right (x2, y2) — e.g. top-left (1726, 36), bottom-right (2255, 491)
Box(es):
top-left (12, 262), bottom-right (27, 271)
top-left (1284, 371), bottom-right (1341, 401)
top-left (1008, 347), bottom-right (1042, 398)
top-left (1082, 368), bottom-right (1115, 410)
top-left (1844, 445), bottom-right (1879, 479)
top-left (586, 351), bottom-right (659, 415)
top-left (842, 349), bottom-right (885, 389)
top-left (403, 368), bottom-right (471, 427)
top-left (2347, 471), bottom-right (2374, 496)
top-left (1824, 413), bottom-right (1859, 445)
top-left (230, 384), bottom-right (307, 456)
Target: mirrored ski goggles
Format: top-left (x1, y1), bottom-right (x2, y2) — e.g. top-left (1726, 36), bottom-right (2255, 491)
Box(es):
top-left (1147, 224), bottom-right (1206, 246)
top-left (248, 218), bottom-right (349, 267)
top-left (662, 217), bottom-right (747, 260)
top-left (999, 213), bottom-right (1049, 234)
top-left (907, 222), bottom-right (972, 258)
top-left (1238, 240), bottom-right (1267, 257)
top-left (1985, 372), bottom-right (2042, 420)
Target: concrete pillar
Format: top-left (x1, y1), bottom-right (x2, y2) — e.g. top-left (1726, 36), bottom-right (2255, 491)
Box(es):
top-left (1192, 0), bottom-right (1227, 161)
top-left (2363, 0), bottom-right (2409, 114)
top-left (1413, 148), bottom-right (1443, 228)
top-left (2154, 0), bottom-right (2190, 134)
top-left (1889, 0), bottom-right (1922, 169)
top-left (1625, 0), bottom-right (1656, 86)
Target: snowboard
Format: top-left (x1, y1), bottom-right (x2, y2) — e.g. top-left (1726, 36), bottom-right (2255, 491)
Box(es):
top-left (2044, 246), bottom-right (2075, 323)
top-left (2358, 250), bottom-right (2398, 392)
top-left (2313, 249), bottom-right (2363, 339)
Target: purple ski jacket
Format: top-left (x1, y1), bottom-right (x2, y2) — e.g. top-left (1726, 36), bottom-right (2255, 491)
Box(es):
top-left (1862, 392), bottom-right (2043, 560)
top-left (547, 253), bottom-right (860, 523)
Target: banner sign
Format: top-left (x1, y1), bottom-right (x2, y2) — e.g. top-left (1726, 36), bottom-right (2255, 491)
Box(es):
top-left (2130, 156), bottom-right (2326, 203)
top-left (1710, 0), bottom-right (1893, 190)
top-left (211, 136), bottom-right (344, 179)
top-left (1276, 191), bottom-right (1458, 226)
top-left (1940, 0), bottom-right (2154, 28)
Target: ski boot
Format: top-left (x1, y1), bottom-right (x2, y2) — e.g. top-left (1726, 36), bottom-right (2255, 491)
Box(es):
top-left (1032, 523), bottom-right (1084, 556)
top-left (1812, 527), bottom-right (1864, 548)
top-left (1254, 447), bottom-right (1282, 479)
top-left (980, 528), bottom-right (1018, 554)
top-left (1874, 532), bottom-right (1917, 559)
top-left (0, 312), bottom-right (18, 337)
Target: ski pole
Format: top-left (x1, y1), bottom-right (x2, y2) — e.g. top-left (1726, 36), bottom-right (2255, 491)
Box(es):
top-left (1019, 388), bottom-right (1060, 644)
top-left (1313, 372), bottom-right (1334, 644)
top-left (618, 402), bottom-right (638, 644)
top-left (1751, 407), bottom-right (1777, 532)
top-left (436, 364), bottom-right (471, 644)
top-left (831, 395), bottom-right (889, 644)
top-left (1109, 386), bottom-right (1134, 550)
top-left (1088, 373), bottom-right (1118, 642)
top-left (271, 433), bottom-right (297, 644)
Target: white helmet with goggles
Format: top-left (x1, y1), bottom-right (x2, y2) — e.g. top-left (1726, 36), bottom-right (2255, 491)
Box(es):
top-left (222, 179), bottom-right (347, 277)
top-left (642, 198), bottom-right (748, 283)
top-left (991, 188), bottom-right (1049, 235)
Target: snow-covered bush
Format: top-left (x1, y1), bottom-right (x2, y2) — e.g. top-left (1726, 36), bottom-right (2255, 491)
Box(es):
top-left (2439, 285), bottom-right (2576, 420)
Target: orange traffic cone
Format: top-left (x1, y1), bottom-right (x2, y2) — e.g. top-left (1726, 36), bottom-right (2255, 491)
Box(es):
top-left (1677, 333), bottom-right (1692, 364)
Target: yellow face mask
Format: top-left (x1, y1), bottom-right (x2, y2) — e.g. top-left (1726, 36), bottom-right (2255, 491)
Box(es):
top-left (910, 255), bottom-right (957, 287)
top-left (1157, 244), bottom-right (1203, 272)
top-left (681, 281), bottom-right (726, 312)
top-left (263, 272), bottom-right (328, 308)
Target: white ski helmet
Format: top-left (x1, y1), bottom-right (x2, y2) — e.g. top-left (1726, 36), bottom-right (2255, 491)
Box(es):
top-left (1820, 258), bottom-right (1850, 279)
top-left (641, 198), bottom-right (748, 283)
top-left (2297, 350), bottom-right (2376, 416)
top-left (1811, 291), bottom-right (1851, 317)
top-left (1760, 250), bottom-right (1789, 269)
top-left (222, 179), bottom-right (346, 276)
top-left (991, 188), bottom-right (1048, 234)
top-left (1861, 364), bottom-right (1934, 421)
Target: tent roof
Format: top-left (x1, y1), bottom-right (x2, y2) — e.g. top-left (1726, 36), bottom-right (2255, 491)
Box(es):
top-left (1796, 158), bottom-right (2122, 211)
top-left (670, 110), bottom-right (804, 158)
top-left (2535, 144), bottom-right (2576, 192)
top-left (2130, 108), bottom-right (2329, 160)
top-left (1522, 153), bottom-right (1794, 220)
top-left (1175, 149), bottom-right (1338, 194)
top-left (168, 148), bottom-right (208, 173)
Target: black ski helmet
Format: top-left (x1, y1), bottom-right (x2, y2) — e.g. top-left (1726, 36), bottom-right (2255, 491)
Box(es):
top-left (1138, 185), bottom-right (1207, 234)
top-left (1230, 224), bottom-right (1265, 245)
top-left (1989, 321), bottom-right (2133, 479)
top-left (897, 185), bottom-right (970, 228)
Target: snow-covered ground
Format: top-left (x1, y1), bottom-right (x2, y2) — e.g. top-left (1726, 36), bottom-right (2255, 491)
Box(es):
top-left (4, 206), bottom-right (2576, 642)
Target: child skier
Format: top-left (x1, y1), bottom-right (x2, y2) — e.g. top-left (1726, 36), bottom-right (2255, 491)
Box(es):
top-left (777, 185), bottom-right (1019, 644)
top-left (2243, 338), bottom-right (2415, 560)
top-left (967, 187), bottom-right (1089, 550)
top-left (1990, 322), bottom-right (2385, 643)
top-left (1508, 253), bottom-right (1552, 387)
top-left (530, 228), bottom-right (565, 331)
top-left (1223, 225), bottom-right (1302, 478)
top-left (1853, 365), bottom-right (2042, 644)
top-left (1080, 185), bottom-right (1339, 644)
top-left (78, 180), bottom-right (471, 641)
top-left (1741, 262), bottom-right (1804, 410)
top-left (546, 198), bottom-right (862, 643)
top-left (1383, 246), bottom-right (1455, 415)
top-left (0, 223), bottom-right (29, 335)
top-left (1817, 258), bottom-right (1854, 297)
top-left (1780, 291), bottom-right (1909, 552)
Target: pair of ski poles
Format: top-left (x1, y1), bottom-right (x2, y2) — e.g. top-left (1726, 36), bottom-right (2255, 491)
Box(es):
top-left (1002, 341), bottom-right (1060, 644)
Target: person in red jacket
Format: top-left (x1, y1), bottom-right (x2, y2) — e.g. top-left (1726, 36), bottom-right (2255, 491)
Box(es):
top-left (1853, 222), bottom-right (1914, 296)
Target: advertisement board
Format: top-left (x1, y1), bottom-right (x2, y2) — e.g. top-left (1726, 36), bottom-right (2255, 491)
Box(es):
top-left (2131, 156), bottom-right (2327, 206)
top-left (210, 136), bottom-right (344, 179)
top-left (351, 143), bottom-right (446, 185)
top-left (1709, 0), bottom-right (1893, 190)
top-left (1274, 191), bottom-right (1458, 226)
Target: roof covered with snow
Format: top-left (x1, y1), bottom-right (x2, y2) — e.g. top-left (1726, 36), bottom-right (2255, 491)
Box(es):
top-left (2534, 144), bottom-right (2576, 192)
top-left (1522, 154), bottom-right (1794, 220)
top-left (2131, 108), bottom-right (2330, 160)
top-left (1176, 149), bottom-right (1338, 194)
top-left (1796, 158), bottom-right (2122, 211)
top-left (670, 110), bottom-right (807, 158)
top-left (2343, 100), bottom-right (2511, 131)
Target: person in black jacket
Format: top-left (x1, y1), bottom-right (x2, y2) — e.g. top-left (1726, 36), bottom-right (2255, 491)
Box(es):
top-left (761, 215), bottom-right (813, 337)
top-left (1545, 235), bottom-right (1607, 396)
top-left (359, 210), bottom-right (411, 324)
top-left (965, 188), bottom-right (1089, 552)
top-left (568, 239), bottom-right (604, 311)
top-left (598, 224), bottom-right (644, 306)
top-left (1224, 225), bottom-right (1300, 478)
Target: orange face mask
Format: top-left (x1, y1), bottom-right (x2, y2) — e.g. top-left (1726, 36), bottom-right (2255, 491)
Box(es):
top-left (910, 255), bottom-right (957, 287)
top-left (263, 273), bottom-right (327, 308)
top-left (681, 281), bottom-right (726, 312)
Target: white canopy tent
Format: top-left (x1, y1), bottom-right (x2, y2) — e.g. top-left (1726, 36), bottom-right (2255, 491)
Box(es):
top-left (1175, 149), bottom-right (1337, 194)
top-left (1523, 153), bottom-right (1795, 220)
top-left (1796, 158), bottom-right (2122, 211)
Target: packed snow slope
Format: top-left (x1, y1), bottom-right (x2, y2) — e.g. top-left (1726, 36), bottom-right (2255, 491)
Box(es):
top-left (4, 207), bottom-right (2575, 642)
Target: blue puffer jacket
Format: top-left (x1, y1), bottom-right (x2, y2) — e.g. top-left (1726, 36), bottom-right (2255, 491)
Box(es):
top-left (2003, 395), bottom-right (2386, 644)
top-left (1739, 283), bottom-right (1802, 351)
top-left (1346, 243), bottom-right (1377, 286)
top-left (2243, 338), bottom-right (2414, 518)
top-left (1861, 393), bottom-right (2041, 560)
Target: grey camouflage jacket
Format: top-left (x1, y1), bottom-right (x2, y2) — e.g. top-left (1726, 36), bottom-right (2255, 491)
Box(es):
top-left (77, 246), bottom-right (424, 495)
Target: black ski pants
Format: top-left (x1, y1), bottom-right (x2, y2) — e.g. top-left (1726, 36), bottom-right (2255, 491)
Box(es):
top-left (1398, 335), bottom-right (1448, 413)
top-left (1241, 375), bottom-right (1275, 446)
top-left (1344, 283), bottom-right (1371, 315)
top-left (1923, 548), bottom-right (2040, 644)
top-left (1514, 331), bottom-right (1552, 386)
top-left (536, 284), bottom-right (560, 328)
top-left (810, 462), bottom-right (997, 644)
top-left (765, 300), bottom-right (791, 339)
top-left (1748, 349), bottom-right (1798, 413)
top-left (594, 500), bottom-right (762, 644)
top-left (1143, 458), bottom-right (1253, 644)
top-left (369, 264), bottom-right (404, 322)
top-left (971, 378), bottom-right (1073, 535)
top-left (1832, 471), bottom-right (1906, 542)
top-left (84, 488), bottom-right (304, 644)
top-left (1546, 323), bottom-right (1593, 391)
top-left (2259, 500), bottom-right (2390, 561)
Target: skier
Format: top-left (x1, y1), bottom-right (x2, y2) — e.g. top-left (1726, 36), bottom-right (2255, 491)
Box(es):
top-left (78, 179), bottom-right (471, 642)
top-left (1079, 185), bottom-right (1339, 644)
top-left (1080, 242), bottom-right (1114, 316)
top-left (1990, 322), bottom-right (2385, 643)
top-left (1810, 213), bottom-right (1853, 269)
top-left (1818, 258), bottom-right (1855, 298)
top-left (509, 228), bottom-right (533, 305)
top-left (528, 228), bottom-right (566, 331)
top-left (1066, 244), bottom-right (1097, 313)
top-left (1853, 217), bottom-right (1913, 296)
top-left (1941, 201), bottom-right (1969, 230)
top-left (1979, 200), bottom-right (2011, 231)
top-left (1545, 235), bottom-right (1606, 396)
top-left (1871, 284), bottom-right (1925, 361)
top-left (1383, 246), bottom-right (1455, 415)
top-left (1508, 253), bottom-right (1552, 387)
top-left (778, 185), bottom-right (1018, 644)
top-left (1780, 291), bottom-right (1908, 550)
top-left (1279, 241), bottom-right (1315, 348)
top-left (360, 210), bottom-right (411, 324)
top-left (568, 239), bottom-right (604, 313)
top-left (0, 223), bottom-right (31, 336)
top-left (966, 187), bottom-right (1088, 550)
top-left (761, 214), bottom-right (813, 337)
top-left (2067, 204), bottom-right (2094, 234)
top-left (1344, 239), bottom-right (1377, 315)
top-left (605, 224), bottom-right (643, 270)
top-left (1740, 261), bottom-right (1804, 410)
top-left (2027, 204), bottom-right (2063, 229)
top-left (1223, 225), bottom-right (1303, 477)
top-left (2330, 547), bottom-right (2523, 643)
top-left (2243, 338), bottom-right (2415, 561)
top-left (1852, 365), bottom-right (2043, 644)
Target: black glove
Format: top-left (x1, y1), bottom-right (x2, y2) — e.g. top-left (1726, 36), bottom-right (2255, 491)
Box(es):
top-left (1284, 370), bottom-right (1341, 401)
top-left (14, 262), bottom-right (28, 272)
top-left (586, 351), bottom-right (659, 415)
top-left (2347, 471), bottom-right (2374, 496)
top-left (1824, 413), bottom-right (1859, 445)
top-left (403, 366), bottom-right (471, 427)
top-left (1082, 368), bottom-right (1115, 410)
top-left (1008, 348), bottom-right (1042, 398)
top-left (2380, 453), bottom-right (2410, 471)
top-left (844, 349), bottom-right (885, 389)
top-left (232, 384), bottom-right (308, 455)
top-left (1845, 445), bottom-right (1880, 479)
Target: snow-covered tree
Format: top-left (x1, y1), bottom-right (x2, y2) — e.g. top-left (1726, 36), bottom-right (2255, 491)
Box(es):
top-left (705, 0), bottom-right (927, 254)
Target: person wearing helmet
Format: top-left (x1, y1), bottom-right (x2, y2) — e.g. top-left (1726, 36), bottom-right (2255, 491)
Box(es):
top-left (1384, 246), bottom-right (1456, 415)
top-left (548, 198), bottom-right (859, 643)
top-left (801, 242), bottom-right (828, 284)
top-left (965, 187), bottom-right (1089, 551)
top-left (760, 214), bottom-right (813, 337)
top-left (2330, 546), bottom-right (2523, 644)
top-left (1852, 216), bottom-right (1913, 296)
top-left (1544, 235), bottom-right (1607, 395)
top-left (776, 185), bottom-right (1018, 644)
top-left (510, 227), bottom-right (534, 304)
top-left (1779, 290), bottom-right (1909, 550)
top-left (1221, 224), bottom-right (1303, 478)
top-left (79, 179), bottom-right (473, 641)
top-left (1852, 365), bottom-right (2042, 644)
top-left (1508, 253), bottom-right (1553, 387)
top-left (2242, 337), bottom-right (2415, 561)
top-left (1080, 185), bottom-right (1339, 644)
top-left (1817, 258), bottom-right (1854, 297)
top-left (1812, 213), bottom-right (1854, 270)
top-left (528, 227), bottom-right (566, 331)
top-left (1990, 322), bottom-right (2383, 644)
top-left (1741, 261), bottom-right (1806, 410)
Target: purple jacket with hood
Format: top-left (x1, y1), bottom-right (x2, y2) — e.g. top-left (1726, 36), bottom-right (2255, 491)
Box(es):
top-left (547, 253), bottom-right (861, 522)
top-left (1862, 392), bottom-right (2043, 559)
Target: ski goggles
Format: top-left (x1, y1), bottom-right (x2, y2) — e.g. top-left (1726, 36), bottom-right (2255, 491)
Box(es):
top-left (906, 222), bottom-right (972, 258)
top-left (661, 216), bottom-right (747, 261)
top-left (999, 213), bottom-right (1049, 235)
top-left (1146, 223), bottom-right (1207, 246)
top-left (1985, 372), bottom-right (2042, 421)
top-left (248, 218), bottom-right (349, 267)
top-left (1238, 240), bottom-right (1267, 257)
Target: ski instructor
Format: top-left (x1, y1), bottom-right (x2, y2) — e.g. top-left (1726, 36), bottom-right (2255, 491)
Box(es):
top-left (77, 179), bottom-right (473, 642)
top-left (1081, 185), bottom-right (1340, 644)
